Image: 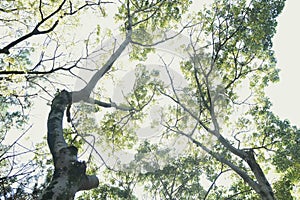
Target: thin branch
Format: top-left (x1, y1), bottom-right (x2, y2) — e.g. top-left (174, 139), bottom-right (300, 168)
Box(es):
top-left (224, 189), bottom-right (253, 200)
top-left (0, 125), bottom-right (33, 159)
top-left (131, 22), bottom-right (197, 47)
top-left (0, 0), bottom-right (67, 54)
top-left (203, 165), bottom-right (230, 200)
top-left (0, 0), bottom-right (113, 55)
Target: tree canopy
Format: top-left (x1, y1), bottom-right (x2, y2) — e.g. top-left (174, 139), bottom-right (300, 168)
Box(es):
top-left (0, 0), bottom-right (299, 199)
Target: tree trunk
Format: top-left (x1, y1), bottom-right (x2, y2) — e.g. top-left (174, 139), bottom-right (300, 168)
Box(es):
top-left (39, 90), bottom-right (99, 200)
top-left (245, 150), bottom-right (275, 200)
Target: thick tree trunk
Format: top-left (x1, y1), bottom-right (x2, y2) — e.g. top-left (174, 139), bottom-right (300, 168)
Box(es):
top-left (39, 90), bottom-right (99, 200)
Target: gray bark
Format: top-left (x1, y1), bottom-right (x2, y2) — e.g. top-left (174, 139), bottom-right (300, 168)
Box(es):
top-left (39, 90), bottom-right (99, 200)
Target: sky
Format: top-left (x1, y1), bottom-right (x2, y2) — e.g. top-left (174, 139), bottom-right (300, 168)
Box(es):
top-left (267, 0), bottom-right (300, 127)
top-left (1, 1), bottom-right (299, 198)
top-left (11, 0), bottom-right (299, 147)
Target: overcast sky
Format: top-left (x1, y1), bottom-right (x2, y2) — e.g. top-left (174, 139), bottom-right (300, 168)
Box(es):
top-left (9, 0), bottom-right (299, 147)
top-left (267, 0), bottom-right (300, 126)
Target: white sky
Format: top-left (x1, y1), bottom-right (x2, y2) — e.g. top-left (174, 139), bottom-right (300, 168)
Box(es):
top-left (14, 0), bottom-right (299, 146)
top-left (267, 0), bottom-right (300, 126)
top-left (2, 1), bottom-right (299, 198)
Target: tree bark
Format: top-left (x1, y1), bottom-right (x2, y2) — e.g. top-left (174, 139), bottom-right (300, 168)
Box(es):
top-left (39, 90), bottom-right (99, 200)
top-left (244, 150), bottom-right (275, 200)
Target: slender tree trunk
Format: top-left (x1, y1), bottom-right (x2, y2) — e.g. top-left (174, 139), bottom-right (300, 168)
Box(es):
top-left (244, 150), bottom-right (275, 200)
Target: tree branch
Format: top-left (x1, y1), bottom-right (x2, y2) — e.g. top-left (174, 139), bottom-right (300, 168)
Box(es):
top-left (72, 4), bottom-right (133, 102)
top-left (86, 98), bottom-right (134, 111)
top-left (0, 0), bottom-right (67, 54)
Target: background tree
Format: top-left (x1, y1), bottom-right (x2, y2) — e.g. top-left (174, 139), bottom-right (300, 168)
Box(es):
top-left (1, 0), bottom-right (299, 199)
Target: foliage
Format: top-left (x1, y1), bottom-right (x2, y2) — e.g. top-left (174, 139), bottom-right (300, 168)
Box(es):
top-left (1, 0), bottom-right (299, 199)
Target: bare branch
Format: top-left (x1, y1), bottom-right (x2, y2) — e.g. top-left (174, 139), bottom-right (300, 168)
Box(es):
top-left (0, 0), bottom-right (113, 55)
top-left (0, 0), bottom-right (67, 54)
top-left (204, 165), bottom-right (230, 200)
